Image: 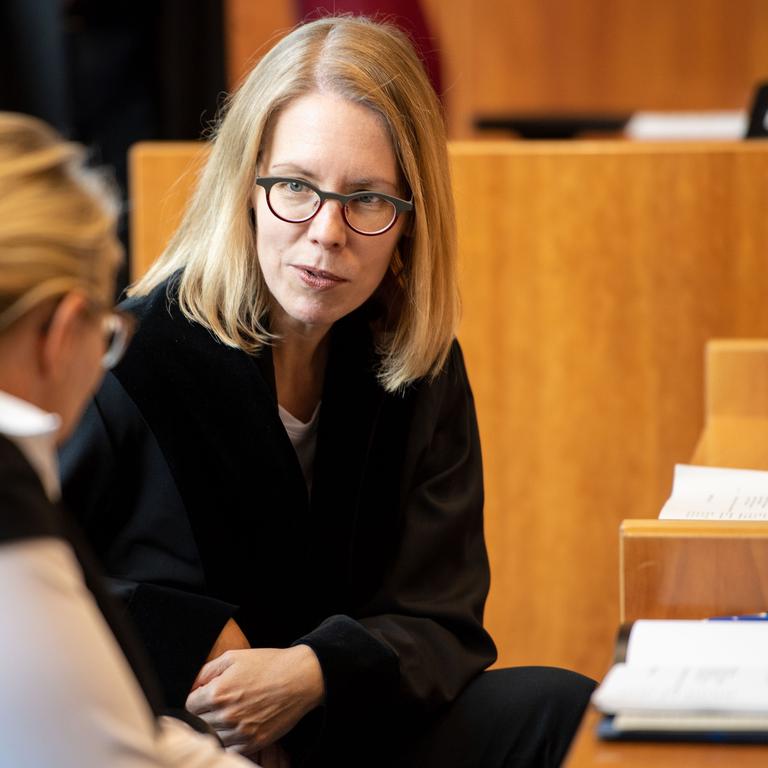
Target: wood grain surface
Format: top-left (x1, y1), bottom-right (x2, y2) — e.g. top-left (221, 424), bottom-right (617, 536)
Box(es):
top-left (450, 140), bottom-right (768, 679)
top-left (225, 0), bottom-right (768, 137)
top-left (693, 340), bottom-right (768, 468)
top-left (565, 708), bottom-right (768, 767)
top-left (621, 520), bottom-right (768, 623)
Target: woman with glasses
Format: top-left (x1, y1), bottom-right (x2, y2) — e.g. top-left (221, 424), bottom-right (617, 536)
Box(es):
top-left (62, 16), bottom-right (593, 768)
top-left (0, 112), bottom-right (258, 767)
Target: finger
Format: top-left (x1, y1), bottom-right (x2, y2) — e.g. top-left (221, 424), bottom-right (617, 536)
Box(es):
top-left (185, 684), bottom-right (209, 715)
top-left (187, 662), bottom-right (242, 713)
top-left (215, 727), bottom-right (250, 749)
top-left (192, 651), bottom-right (234, 690)
top-left (196, 708), bottom-right (237, 731)
top-left (186, 679), bottom-right (225, 715)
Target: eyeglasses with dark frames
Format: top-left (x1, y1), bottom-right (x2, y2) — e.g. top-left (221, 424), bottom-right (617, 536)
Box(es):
top-left (255, 176), bottom-right (413, 236)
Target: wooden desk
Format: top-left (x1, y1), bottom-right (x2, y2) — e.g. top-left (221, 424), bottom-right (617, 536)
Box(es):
top-left (620, 519), bottom-right (768, 622)
top-left (568, 334), bottom-right (768, 764)
top-left (565, 709), bottom-right (768, 766)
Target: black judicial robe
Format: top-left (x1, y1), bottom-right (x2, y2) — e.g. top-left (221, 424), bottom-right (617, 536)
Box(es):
top-left (61, 275), bottom-right (496, 741)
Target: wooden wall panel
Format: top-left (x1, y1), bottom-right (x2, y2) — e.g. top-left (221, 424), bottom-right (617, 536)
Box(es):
top-left (225, 0), bottom-right (294, 88)
top-left (225, 0), bottom-right (768, 137)
top-left (130, 140), bottom-right (768, 682)
top-left (427, 0), bottom-right (768, 136)
top-left (450, 141), bottom-right (768, 678)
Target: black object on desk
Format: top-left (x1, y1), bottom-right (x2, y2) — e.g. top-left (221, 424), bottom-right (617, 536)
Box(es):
top-left (474, 113), bottom-right (630, 139)
top-left (746, 82), bottom-right (768, 138)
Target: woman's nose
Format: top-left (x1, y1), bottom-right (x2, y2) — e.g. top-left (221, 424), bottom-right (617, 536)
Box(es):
top-left (307, 200), bottom-right (347, 249)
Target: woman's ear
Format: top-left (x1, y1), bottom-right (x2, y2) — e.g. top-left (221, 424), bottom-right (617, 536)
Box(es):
top-left (38, 292), bottom-right (89, 381)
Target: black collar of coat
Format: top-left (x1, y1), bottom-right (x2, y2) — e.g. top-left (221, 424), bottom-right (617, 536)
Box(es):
top-left (113, 274), bottom-right (389, 605)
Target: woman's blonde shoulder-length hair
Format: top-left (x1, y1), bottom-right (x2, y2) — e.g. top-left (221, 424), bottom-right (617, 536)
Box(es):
top-left (0, 112), bottom-right (120, 333)
top-left (130, 14), bottom-right (459, 392)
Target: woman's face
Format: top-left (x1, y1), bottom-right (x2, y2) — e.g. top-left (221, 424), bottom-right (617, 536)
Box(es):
top-left (253, 92), bottom-right (406, 338)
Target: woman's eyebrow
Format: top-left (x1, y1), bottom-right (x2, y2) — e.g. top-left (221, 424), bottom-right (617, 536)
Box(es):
top-left (269, 163), bottom-right (317, 179)
top-left (348, 177), bottom-right (398, 192)
top-left (269, 163), bottom-right (397, 192)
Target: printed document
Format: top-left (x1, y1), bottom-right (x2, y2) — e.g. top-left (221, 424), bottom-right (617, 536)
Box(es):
top-left (659, 464), bottom-right (768, 520)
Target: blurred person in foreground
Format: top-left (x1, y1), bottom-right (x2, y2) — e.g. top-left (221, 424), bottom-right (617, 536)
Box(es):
top-left (0, 111), bottom-right (262, 768)
top-left (62, 15), bottom-right (595, 768)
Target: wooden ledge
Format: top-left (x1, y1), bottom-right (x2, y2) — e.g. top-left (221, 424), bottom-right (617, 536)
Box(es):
top-left (621, 519), bottom-right (768, 538)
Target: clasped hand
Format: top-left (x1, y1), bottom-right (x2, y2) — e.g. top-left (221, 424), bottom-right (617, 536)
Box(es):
top-left (186, 643), bottom-right (325, 758)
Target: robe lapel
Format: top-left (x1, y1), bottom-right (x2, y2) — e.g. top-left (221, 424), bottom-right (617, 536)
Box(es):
top-left (309, 313), bottom-right (385, 609)
top-left (115, 291), bottom-right (309, 610)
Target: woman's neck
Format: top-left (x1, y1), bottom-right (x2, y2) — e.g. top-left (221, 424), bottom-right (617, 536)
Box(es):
top-left (271, 320), bottom-right (330, 423)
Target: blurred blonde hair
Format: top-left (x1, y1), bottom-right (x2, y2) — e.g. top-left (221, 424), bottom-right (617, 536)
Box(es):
top-left (131, 15), bottom-right (459, 391)
top-left (0, 112), bottom-right (120, 332)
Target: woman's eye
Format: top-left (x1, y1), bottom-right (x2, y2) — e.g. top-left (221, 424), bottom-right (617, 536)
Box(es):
top-left (356, 193), bottom-right (382, 205)
top-left (288, 180), bottom-right (306, 193)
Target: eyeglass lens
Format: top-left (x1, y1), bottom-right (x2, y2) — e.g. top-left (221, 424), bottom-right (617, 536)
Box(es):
top-left (268, 180), bottom-right (397, 234)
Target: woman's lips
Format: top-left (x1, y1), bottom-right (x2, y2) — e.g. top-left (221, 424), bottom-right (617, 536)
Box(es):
top-left (293, 265), bottom-right (347, 290)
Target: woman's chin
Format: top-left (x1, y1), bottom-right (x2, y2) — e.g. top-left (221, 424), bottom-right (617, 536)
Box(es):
top-left (272, 297), bottom-right (352, 335)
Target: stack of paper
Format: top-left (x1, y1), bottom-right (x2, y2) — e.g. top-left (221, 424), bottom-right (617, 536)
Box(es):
top-left (625, 111), bottom-right (747, 140)
top-left (659, 464), bottom-right (768, 521)
top-left (593, 620), bottom-right (768, 741)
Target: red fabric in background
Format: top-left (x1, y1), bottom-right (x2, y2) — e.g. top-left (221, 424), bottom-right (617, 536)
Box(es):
top-left (297, 1), bottom-right (443, 97)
